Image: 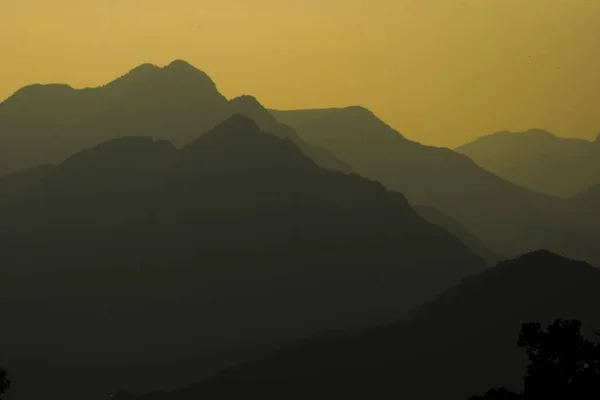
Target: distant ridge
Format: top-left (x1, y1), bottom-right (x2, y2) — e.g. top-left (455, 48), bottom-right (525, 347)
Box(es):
top-left (455, 128), bottom-right (591, 170)
top-left (271, 107), bottom-right (600, 266)
top-left (0, 60), bottom-right (349, 175)
top-left (456, 129), bottom-right (599, 197)
top-left (106, 60), bottom-right (218, 88)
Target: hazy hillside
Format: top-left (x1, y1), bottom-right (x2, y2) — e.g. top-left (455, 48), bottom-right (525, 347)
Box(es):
top-left (0, 115), bottom-right (483, 400)
top-left (134, 251), bottom-right (600, 400)
top-left (228, 95), bottom-right (351, 172)
top-left (574, 184), bottom-right (600, 206)
top-left (456, 129), bottom-right (600, 197)
top-left (271, 107), bottom-right (600, 265)
top-left (455, 129), bottom-right (590, 172)
top-left (0, 61), bottom-right (349, 175)
top-left (413, 205), bottom-right (502, 265)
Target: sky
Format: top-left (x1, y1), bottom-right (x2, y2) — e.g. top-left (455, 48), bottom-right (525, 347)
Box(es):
top-left (1, 0), bottom-right (599, 147)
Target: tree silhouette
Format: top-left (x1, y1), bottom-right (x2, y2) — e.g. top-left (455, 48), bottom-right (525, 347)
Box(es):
top-left (470, 319), bottom-right (600, 399)
top-left (0, 368), bottom-right (9, 399)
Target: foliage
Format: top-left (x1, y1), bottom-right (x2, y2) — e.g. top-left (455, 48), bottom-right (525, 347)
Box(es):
top-left (470, 319), bottom-right (600, 399)
top-left (0, 368), bottom-right (9, 399)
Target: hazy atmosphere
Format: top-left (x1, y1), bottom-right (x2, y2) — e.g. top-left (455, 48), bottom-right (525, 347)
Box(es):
top-left (1, 1), bottom-right (599, 400)
top-left (2, 0), bottom-right (600, 146)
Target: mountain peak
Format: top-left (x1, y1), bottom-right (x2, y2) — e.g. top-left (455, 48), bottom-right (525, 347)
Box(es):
top-left (182, 114), bottom-right (318, 172)
top-left (165, 59), bottom-right (198, 71)
top-left (517, 249), bottom-right (565, 261)
top-left (105, 60), bottom-right (218, 92)
top-left (185, 114), bottom-right (261, 150)
top-left (229, 95), bottom-right (278, 128)
top-left (495, 249), bottom-right (593, 274)
top-left (209, 113), bottom-right (261, 135)
top-left (162, 60), bottom-right (216, 82)
top-left (230, 95), bottom-right (262, 107)
top-left (7, 83), bottom-right (75, 103)
top-left (344, 105), bottom-right (374, 115)
top-left (524, 128), bottom-right (555, 138)
top-left (128, 63), bottom-right (160, 75)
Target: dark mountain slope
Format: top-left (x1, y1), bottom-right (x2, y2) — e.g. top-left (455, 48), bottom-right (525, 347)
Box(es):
top-left (0, 164), bottom-right (55, 192)
top-left (574, 184), bottom-right (600, 206)
top-left (413, 205), bottom-right (502, 264)
top-left (456, 129), bottom-right (600, 197)
top-left (271, 107), bottom-right (573, 259)
top-left (229, 96), bottom-right (352, 172)
top-left (0, 61), bottom-right (347, 175)
top-left (137, 251), bottom-right (600, 400)
top-left (0, 115), bottom-right (483, 400)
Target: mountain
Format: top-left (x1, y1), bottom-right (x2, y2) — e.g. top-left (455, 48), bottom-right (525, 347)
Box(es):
top-left (270, 107), bottom-right (598, 261)
top-left (228, 96), bottom-right (351, 172)
top-left (455, 129), bottom-right (590, 172)
top-left (133, 251), bottom-right (600, 400)
top-left (0, 60), bottom-right (349, 175)
top-left (568, 185), bottom-right (600, 231)
top-left (0, 115), bottom-right (483, 400)
top-left (455, 129), bottom-right (600, 197)
top-left (413, 205), bottom-right (502, 264)
top-left (574, 184), bottom-right (600, 206)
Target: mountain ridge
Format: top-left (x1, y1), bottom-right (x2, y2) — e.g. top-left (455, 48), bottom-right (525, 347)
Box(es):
top-left (271, 106), bottom-right (600, 266)
top-left (0, 115), bottom-right (484, 400)
top-left (455, 129), bottom-right (599, 197)
top-left (0, 61), bottom-right (349, 175)
top-left (128, 250), bottom-right (599, 400)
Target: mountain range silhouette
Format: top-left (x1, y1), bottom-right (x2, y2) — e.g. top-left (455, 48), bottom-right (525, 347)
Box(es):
top-left (0, 115), bottom-right (484, 400)
top-left (270, 107), bottom-right (600, 265)
top-left (126, 250), bottom-right (600, 400)
top-left (456, 129), bottom-right (600, 197)
top-left (3, 60), bottom-right (599, 264)
top-left (0, 60), bottom-right (349, 175)
top-left (1, 60), bottom-right (599, 400)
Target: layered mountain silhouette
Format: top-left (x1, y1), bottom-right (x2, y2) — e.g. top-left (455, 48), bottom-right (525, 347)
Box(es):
top-left (3, 60), bottom-right (598, 400)
top-left (271, 107), bottom-right (600, 265)
top-left (574, 183), bottom-right (600, 206)
top-left (4, 60), bottom-right (597, 264)
top-left (130, 251), bottom-right (600, 400)
top-left (0, 60), bottom-right (349, 175)
top-left (568, 185), bottom-right (600, 235)
top-left (229, 95), bottom-right (351, 172)
top-left (413, 205), bottom-right (502, 264)
top-left (456, 129), bottom-right (600, 197)
top-left (0, 115), bottom-right (484, 400)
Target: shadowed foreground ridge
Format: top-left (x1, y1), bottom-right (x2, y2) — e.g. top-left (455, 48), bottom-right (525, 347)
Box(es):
top-left (0, 115), bottom-right (483, 400)
top-left (129, 250), bottom-right (600, 400)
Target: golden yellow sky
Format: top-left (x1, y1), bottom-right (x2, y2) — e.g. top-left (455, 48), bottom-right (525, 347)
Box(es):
top-left (1, 0), bottom-right (599, 147)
